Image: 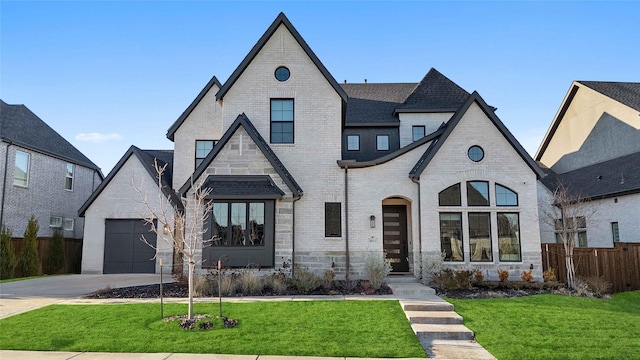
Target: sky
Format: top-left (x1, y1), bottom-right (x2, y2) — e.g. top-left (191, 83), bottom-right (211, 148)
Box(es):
top-left (1, 1), bottom-right (639, 175)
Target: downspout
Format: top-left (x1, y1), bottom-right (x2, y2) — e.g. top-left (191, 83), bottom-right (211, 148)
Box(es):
top-left (0, 141), bottom-right (12, 228)
top-left (411, 177), bottom-right (422, 278)
top-left (344, 165), bottom-right (350, 280)
top-left (291, 194), bottom-right (301, 277)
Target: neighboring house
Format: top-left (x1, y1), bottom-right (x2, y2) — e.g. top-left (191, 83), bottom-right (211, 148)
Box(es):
top-left (536, 81), bottom-right (640, 247)
top-left (0, 99), bottom-right (102, 240)
top-left (80, 13), bottom-right (544, 280)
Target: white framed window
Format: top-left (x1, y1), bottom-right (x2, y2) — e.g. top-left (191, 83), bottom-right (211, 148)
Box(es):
top-left (49, 216), bottom-right (63, 228)
top-left (65, 163), bottom-right (74, 190)
top-left (63, 218), bottom-right (74, 231)
top-left (14, 150), bottom-right (30, 187)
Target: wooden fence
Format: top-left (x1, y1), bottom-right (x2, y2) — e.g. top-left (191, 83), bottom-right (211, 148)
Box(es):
top-left (541, 243), bottom-right (640, 293)
top-left (10, 237), bottom-right (83, 275)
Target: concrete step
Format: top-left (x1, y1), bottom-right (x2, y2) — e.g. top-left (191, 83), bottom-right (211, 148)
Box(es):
top-left (405, 310), bottom-right (463, 324)
top-left (387, 283), bottom-right (436, 297)
top-left (401, 300), bottom-right (454, 312)
top-left (385, 274), bottom-right (419, 283)
top-left (422, 339), bottom-right (496, 359)
top-left (412, 323), bottom-right (475, 341)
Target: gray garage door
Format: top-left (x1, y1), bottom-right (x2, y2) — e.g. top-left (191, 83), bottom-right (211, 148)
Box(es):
top-left (104, 219), bottom-right (156, 274)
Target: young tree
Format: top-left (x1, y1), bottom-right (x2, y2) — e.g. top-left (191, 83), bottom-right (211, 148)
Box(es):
top-left (46, 230), bottom-right (66, 274)
top-left (134, 160), bottom-right (213, 320)
top-left (0, 225), bottom-right (17, 279)
top-left (17, 215), bottom-right (40, 277)
top-left (542, 183), bottom-right (595, 290)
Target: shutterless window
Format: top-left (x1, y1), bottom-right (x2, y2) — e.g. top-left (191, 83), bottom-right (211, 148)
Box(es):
top-left (467, 181), bottom-right (489, 206)
top-left (495, 184), bottom-right (518, 206)
top-left (271, 99), bottom-right (294, 144)
top-left (469, 213), bottom-right (492, 262)
top-left (49, 216), bottom-right (63, 228)
top-left (346, 135), bottom-right (360, 151)
top-left (498, 213), bottom-right (522, 261)
top-left (439, 183), bottom-right (461, 206)
top-left (14, 150), bottom-right (30, 187)
top-left (612, 222), bottom-right (619, 243)
top-left (440, 212), bottom-right (463, 261)
top-left (65, 163), bottom-right (74, 191)
top-left (376, 135), bottom-right (389, 151)
top-left (195, 140), bottom-right (215, 168)
top-left (63, 218), bottom-right (74, 231)
top-left (412, 126), bottom-right (425, 141)
top-left (211, 202), bottom-right (265, 246)
top-left (325, 202), bottom-right (342, 237)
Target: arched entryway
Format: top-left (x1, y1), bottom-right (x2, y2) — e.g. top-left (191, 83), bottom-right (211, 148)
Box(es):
top-left (382, 197), bottom-right (411, 273)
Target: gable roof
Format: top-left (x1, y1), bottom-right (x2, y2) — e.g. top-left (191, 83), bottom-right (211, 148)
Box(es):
top-left (0, 99), bottom-right (101, 172)
top-left (540, 151), bottom-right (640, 199)
top-left (395, 68), bottom-right (471, 114)
top-left (179, 113), bottom-right (303, 197)
top-left (409, 91), bottom-right (544, 180)
top-left (79, 146), bottom-right (180, 216)
top-left (535, 81), bottom-right (640, 161)
top-left (341, 83), bottom-right (417, 126)
top-left (166, 76), bottom-right (222, 141)
top-left (215, 12), bottom-right (347, 102)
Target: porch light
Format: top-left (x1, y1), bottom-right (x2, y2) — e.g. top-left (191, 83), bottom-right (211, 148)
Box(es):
top-left (370, 215), bottom-right (376, 228)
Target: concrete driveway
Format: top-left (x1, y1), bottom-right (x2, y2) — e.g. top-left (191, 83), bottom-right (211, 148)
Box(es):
top-left (0, 274), bottom-right (163, 319)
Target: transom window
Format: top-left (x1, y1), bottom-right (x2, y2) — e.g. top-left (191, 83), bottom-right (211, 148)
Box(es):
top-left (195, 140), bottom-right (216, 168)
top-left (467, 181), bottom-right (489, 206)
top-left (376, 135), bottom-right (389, 151)
top-left (412, 126), bottom-right (425, 141)
top-left (65, 163), bottom-right (74, 191)
top-left (346, 135), bottom-right (360, 151)
top-left (271, 99), bottom-right (294, 144)
top-left (496, 184), bottom-right (518, 206)
top-left (14, 150), bottom-right (30, 187)
top-left (438, 183), bottom-right (461, 206)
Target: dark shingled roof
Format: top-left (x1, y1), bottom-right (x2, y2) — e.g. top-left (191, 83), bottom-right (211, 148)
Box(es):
top-left (540, 151), bottom-right (640, 199)
top-left (0, 99), bottom-right (100, 171)
top-left (202, 175), bottom-right (285, 199)
top-left (578, 81), bottom-right (640, 112)
top-left (79, 147), bottom-right (180, 216)
top-left (341, 83), bottom-right (416, 125)
top-left (395, 68), bottom-right (470, 113)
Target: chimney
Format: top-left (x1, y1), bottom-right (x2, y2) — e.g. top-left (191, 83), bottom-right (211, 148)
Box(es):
top-left (364, 79), bottom-right (367, 84)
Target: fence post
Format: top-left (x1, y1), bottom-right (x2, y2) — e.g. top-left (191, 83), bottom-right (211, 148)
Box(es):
top-left (594, 249), bottom-right (599, 278)
top-left (545, 244), bottom-right (550, 275)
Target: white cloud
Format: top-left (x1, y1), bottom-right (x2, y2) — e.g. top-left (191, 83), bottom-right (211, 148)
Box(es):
top-left (75, 132), bottom-right (123, 143)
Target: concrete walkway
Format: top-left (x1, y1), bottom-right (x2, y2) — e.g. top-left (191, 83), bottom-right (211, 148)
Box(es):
top-left (0, 275), bottom-right (496, 360)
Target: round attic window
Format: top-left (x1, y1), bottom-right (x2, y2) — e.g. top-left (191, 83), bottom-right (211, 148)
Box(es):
top-left (275, 66), bottom-right (290, 82)
top-left (468, 145), bottom-right (484, 162)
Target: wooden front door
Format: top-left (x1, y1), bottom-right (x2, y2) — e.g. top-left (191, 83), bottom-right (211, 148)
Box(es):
top-left (382, 205), bottom-right (409, 272)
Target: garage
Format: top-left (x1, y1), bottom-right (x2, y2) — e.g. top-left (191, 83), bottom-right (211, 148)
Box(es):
top-left (103, 219), bottom-right (157, 274)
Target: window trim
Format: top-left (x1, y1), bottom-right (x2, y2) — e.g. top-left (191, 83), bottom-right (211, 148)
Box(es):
top-left (468, 145), bottom-right (484, 162)
top-left (14, 150), bottom-right (30, 187)
top-left (324, 202), bottom-right (342, 237)
top-left (63, 218), bottom-right (74, 231)
top-left (274, 66), bottom-right (290, 82)
top-left (438, 183), bottom-right (462, 206)
top-left (376, 135), bottom-right (390, 151)
top-left (49, 216), bottom-right (63, 228)
top-left (270, 98), bottom-right (295, 144)
top-left (495, 183), bottom-right (518, 206)
top-left (612, 222), bottom-right (619, 243)
top-left (210, 201), bottom-right (267, 247)
top-left (65, 163), bottom-right (74, 191)
top-left (346, 135), bottom-right (360, 151)
top-left (412, 125), bottom-right (426, 142)
top-left (195, 140), bottom-right (216, 168)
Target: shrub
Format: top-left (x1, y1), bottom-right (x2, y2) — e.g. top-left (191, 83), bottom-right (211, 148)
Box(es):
top-left (521, 270), bottom-right (533, 282)
top-left (323, 269), bottom-right (335, 289)
top-left (455, 270), bottom-right (473, 288)
top-left (473, 269), bottom-right (484, 283)
top-left (264, 273), bottom-right (288, 295)
top-left (192, 273), bottom-right (210, 297)
top-left (433, 269), bottom-right (457, 290)
top-left (45, 230), bottom-right (65, 274)
top-left (583, 276), bottom-right (612, 296)
top-left (421, 252), bottom-right (445, 285)
top-left (289, 264), bottom-right (322, 293)
top-left (17, 216), bottom-right (40, 277)
top-left (238, 268), bottom-right (262, 295)
top-left (497, 269), bottom-right (509, 282)
top-left (364, 252), bottom-right (392, 290)
top-left (0, 225), bottom-right (16, 279)
top-left (214, 271), bottom-right (236, 296)
top-left (543, 268), bottom-right (557, 282)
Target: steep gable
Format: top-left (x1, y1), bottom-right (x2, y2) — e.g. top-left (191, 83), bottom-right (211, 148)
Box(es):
top-left (395, 68), bottom-right (470, 114)
top-left (166, 76), bottom-right (222, 141)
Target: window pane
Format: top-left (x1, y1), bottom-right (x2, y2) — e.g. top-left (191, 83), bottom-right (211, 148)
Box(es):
top-left (63, 218), bottom-right (74, 231)
top-left (498, 213), bottom-right (521, 261)
top-left (578, 231), bottom-right (588, 247)
top-left (14, 151), bottom-right (29, 186)
top-left (469, 213), bottom-right (492, 261)
top-left (467, 181), bottom-right (489, 206)
top-left (249, 203), bottom-right (265, 246)
top-left (271, 99), bottom-right (294, 143)
top-left (212, 203), bottom-right (229, 246)
top-left (495, 184), bottom-right (518, 206)
top-left (439, 183), bottom-right (461, 206)
top-left (612, 222), bottom-right (619, 243)
top-left (347, 135), bottom-right (359, 151)
top-left (325, 203), bottom-right (342, 237)
top-left (196, 140), bottom-right (214, 158)
top-left (412, 126), bottom-right (425, 141)
top-left (231, 203), bottom-right (247, 246)
top-left (376, 135), bottom-right (389, 151)
top-left (440, 213), bottom-right (463, 261)
top-left (65, 163), bottom-right (74, 190)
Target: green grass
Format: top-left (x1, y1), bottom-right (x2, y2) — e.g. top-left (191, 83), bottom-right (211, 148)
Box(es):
top-left (0, 300), bottom-right (425, 358)
top-left (447, 291), bottom-right (640, 360)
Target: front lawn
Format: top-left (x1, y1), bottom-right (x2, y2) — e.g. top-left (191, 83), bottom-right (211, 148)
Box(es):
top-left (0, 300), bottom-right (425, 358)
top-left (447, 291), bottom-right (640, 360)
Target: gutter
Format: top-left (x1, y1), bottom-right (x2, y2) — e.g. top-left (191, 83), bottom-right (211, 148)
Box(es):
top-left (291, 194), bottom-right (302, 277)
top-left (0, 141), bottom-right (12, 228)
top-left (411, 176), bottom-right (422, 278)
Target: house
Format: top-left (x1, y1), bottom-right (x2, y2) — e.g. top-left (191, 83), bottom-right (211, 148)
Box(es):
top-left (0, 100), bottom-right (102, 240)
top-left (80, 13), bottom-right (544, 280)
top-left (536, 81), bottom-right (640, 247)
